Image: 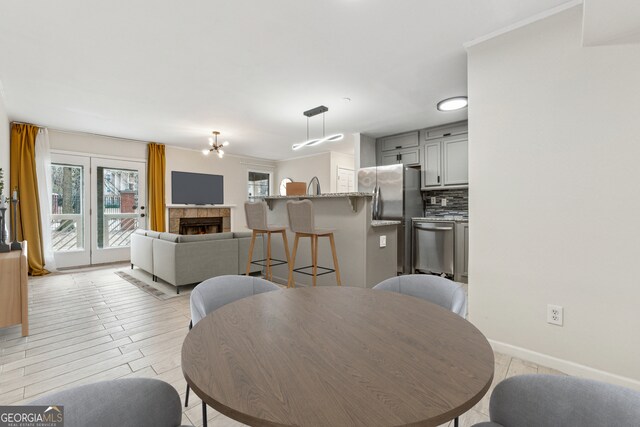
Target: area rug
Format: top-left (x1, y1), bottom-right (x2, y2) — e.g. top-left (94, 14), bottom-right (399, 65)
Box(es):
top-left (115, 268), bottom-right (195, 299)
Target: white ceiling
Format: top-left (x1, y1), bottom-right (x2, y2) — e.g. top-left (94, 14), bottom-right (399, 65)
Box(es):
top-left (0, 0), bottom-right (572, 160)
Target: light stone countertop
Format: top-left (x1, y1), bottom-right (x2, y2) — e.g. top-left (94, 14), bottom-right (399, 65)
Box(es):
top-left (371, 220), bottom-right (401, 227)
top-left (264, 192), bottom-right (373, 200)
top-left (412, 216), bottom-right (468, 223)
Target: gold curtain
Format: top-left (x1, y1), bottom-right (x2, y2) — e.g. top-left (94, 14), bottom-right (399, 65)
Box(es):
top-left (147, 143), bottom-right (166, 232)
top-left (10, 123), bottom-right (49, 276)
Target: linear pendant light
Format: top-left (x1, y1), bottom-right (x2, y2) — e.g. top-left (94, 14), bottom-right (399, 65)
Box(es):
top-left (292, 105), bottom-right (343, 150)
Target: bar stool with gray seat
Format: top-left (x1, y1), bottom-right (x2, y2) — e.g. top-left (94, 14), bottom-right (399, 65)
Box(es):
top-left (244, 201), bottom-right (291, 282)
top-left (286, 199), bottom-right (341, 287)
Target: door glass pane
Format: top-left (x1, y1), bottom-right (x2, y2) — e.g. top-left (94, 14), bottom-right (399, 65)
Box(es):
top-left (97, 167), bottom-right (139, 249)
top-left (51, 164), bottom-right (84, 251)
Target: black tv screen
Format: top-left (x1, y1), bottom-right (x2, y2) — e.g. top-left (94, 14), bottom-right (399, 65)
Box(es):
top-left (171, 171), bottom-right (224, 205)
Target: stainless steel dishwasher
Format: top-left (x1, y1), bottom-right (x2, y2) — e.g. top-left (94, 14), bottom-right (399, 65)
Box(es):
top-left (413, 220), bottom-right (455, 276)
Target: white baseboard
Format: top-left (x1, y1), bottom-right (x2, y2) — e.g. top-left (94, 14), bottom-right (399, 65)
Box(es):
top-left (489, 339), bottom-right (640, 391)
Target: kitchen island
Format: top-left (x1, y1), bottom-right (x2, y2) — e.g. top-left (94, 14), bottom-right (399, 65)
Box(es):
top-left (263, 193), bottom-right (398, 288)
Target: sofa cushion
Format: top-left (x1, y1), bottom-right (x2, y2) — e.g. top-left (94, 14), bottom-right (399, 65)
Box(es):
top-left (159, 232), bottom-right (181, 243)
top-left (134, 229), bottom-right (146, 236)
top-left (177, 232), bottom-right (234, 243)
top-left (146, 230), bottom-right (161, 238)
top-left (233, 231), bottom-right (252, 238)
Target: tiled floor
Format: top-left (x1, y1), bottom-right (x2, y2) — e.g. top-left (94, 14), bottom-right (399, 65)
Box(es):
top-left (0, 265), bottom-right (565, 427)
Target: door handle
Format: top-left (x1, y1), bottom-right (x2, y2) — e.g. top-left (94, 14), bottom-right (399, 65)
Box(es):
top-left (415, 225), bottom-right (453, 231)
top-left (437, 175), bottom-right (440, 183)
top-left (140, 214), bottom-right (146, 218)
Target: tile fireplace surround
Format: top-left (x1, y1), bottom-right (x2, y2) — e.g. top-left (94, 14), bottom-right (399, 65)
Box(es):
top-left (168, 207), bottom-right (231, 234)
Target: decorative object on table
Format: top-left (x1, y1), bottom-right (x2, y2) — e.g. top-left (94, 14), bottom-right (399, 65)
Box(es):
top-left (292, 105), bottom-right (344, 150)
top-left (201, 131), bottom-right (229, 159)
top-left (10, 187), bottom-right (22, 251)
top-left (285, 181), bottom-right (306, 196)
top-left (307, 176), bottom-right (321, 196)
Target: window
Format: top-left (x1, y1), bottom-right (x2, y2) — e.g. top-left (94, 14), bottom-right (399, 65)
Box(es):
top-left (248, 171), bottom-right (271, 201)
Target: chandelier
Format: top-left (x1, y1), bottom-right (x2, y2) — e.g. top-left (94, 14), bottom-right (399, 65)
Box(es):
top-left (202, 131), bottom-right (229, 158)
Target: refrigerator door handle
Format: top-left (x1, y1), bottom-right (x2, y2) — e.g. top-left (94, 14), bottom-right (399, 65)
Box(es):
top-left (373, 185), bottom-right (380, 220)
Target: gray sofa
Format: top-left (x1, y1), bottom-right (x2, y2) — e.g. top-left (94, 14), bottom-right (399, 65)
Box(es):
top-left (131, 229), bottom-right (263, 293)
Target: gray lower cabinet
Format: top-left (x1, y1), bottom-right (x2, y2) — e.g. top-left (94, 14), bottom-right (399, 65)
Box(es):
top-left (454, 222), bottom-right (469, 283)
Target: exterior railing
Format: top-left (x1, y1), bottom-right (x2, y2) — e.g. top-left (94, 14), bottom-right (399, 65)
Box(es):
top-left (103, 213), bottom-right (138, 248)
top-left (51, 214), bottom-right (83, 251)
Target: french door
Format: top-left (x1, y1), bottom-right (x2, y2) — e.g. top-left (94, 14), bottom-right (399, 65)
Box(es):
top-left (51, 154), bottom-right (146, 268)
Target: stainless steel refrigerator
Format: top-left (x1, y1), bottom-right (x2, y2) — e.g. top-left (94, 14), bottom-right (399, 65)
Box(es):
top-left (357, 164), bottom-right (422, 274)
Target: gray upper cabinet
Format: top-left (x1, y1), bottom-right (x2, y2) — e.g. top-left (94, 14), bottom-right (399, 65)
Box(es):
top-left (443, 135), bottom-right (468, 185)
top-left (423, 122), bottom-right (467, 140)
top-left (420, 121), bottom-right (468, 190)
top-left (377, 132), bottom-right (420, 166)
top-left (423, 142), bottom-right (441, 186)
top-left (421, 134), bottom-right (468, 189)
top-left (380, 132), bottom-right (419, 152)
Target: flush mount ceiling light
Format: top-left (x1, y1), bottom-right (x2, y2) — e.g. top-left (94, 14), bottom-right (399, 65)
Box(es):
top-left (292, 105), bottom-right (344, 150)
top-left (202, 131), bottom-right (229, 158)
top-left (437, 96), bottom-right (468, 112)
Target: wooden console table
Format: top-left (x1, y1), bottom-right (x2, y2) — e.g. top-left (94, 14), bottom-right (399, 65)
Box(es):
top-left (0, 242), bottom-right (29, 336)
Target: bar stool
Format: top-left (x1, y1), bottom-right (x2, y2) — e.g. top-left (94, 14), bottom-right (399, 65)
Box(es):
top-left (244, 201), bottom-right (291, 284)
top-left (286, 200), bottom-right (341, 287)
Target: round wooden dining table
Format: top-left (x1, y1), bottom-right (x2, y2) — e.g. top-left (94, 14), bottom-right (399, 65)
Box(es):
top-left (182, 287), bottom-right (494, 427)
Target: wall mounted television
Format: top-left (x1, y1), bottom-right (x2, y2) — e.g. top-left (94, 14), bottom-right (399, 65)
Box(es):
top-left (171, 171), bottom-right (224, 205)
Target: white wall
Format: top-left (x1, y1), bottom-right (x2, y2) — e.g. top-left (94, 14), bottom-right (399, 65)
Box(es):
top-left (49, 130), bottom-right (147, 160)
top-left (468, 5), bottom-right (640, 387)
top-left (275, 152), bottom-right (331, 195)
top-left (329, 151), bottom-right (355, 193)
top-left (0, 94), bottom-right (9, 199)
top-left (165, 147), bottom-right (276, 230)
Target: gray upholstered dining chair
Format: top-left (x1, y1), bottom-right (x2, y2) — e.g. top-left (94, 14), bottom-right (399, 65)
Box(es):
top-left (472, 374), bottom-right (640, 427)
top-left (373, 274), bottom-right (467, 318)
top-left (28, 378), bottom-right (189, 427)
top-left (185, 275), bottom-right (280, 427)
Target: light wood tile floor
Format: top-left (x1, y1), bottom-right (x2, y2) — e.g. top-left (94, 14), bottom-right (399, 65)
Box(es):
top-left (0, 265), bottom-right (565, 427)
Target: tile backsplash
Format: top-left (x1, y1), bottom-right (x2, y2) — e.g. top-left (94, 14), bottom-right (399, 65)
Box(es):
top-left (422, 188), bottom-right (468, 217)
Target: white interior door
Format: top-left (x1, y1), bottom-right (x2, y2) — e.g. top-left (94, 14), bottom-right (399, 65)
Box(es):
top-left (51, 154), bottom-right (91, 268)
top-left (337, 167), bottom-right (355, 192)
top-left (91, 158), bottom-right (146, 264)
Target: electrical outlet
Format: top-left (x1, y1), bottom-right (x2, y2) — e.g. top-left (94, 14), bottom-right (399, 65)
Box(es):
top-left (441, 198), bottom-right (447, 207)
top-left (430, 197), bottom-right (437, 204)
top-left (379, 235), bottom-right (386, 248)
top-left (547, 304), bottom-right (563, 326)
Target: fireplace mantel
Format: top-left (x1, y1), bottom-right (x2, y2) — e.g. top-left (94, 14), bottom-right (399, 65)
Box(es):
top-left (167, 205), bottom-right (236, 234)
